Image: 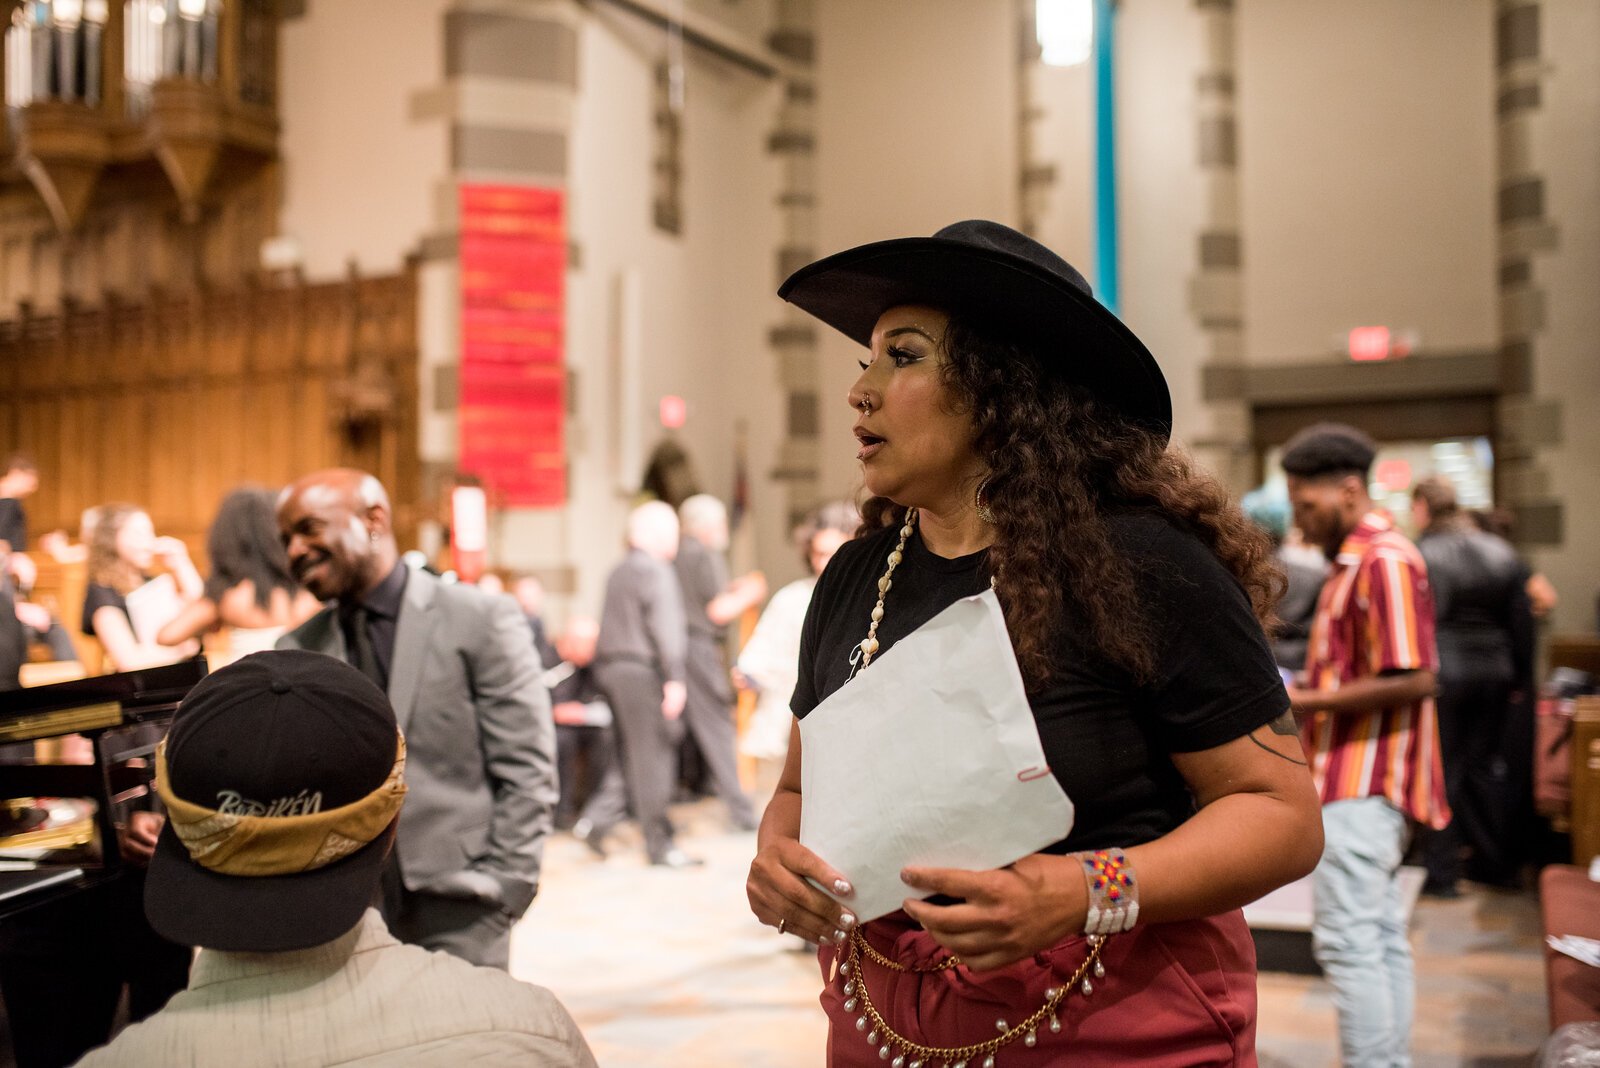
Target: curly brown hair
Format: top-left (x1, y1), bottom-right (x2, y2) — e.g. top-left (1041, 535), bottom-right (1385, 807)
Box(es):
top-left (860, 317), bottom-right (1284, 689)
top-left (88, 503), bottom-right (148, 594)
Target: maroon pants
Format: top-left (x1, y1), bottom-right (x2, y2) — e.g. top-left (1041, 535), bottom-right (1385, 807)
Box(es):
top-left (820, 909), bottom-right (1258, 1067)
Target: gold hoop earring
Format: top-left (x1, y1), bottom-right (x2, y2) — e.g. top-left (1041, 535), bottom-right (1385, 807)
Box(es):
top-left (975, 477), bottom-right (996, 524)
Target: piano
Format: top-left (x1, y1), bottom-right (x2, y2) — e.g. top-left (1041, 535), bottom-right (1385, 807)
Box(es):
top-left (0, 660), bottom-right (207, 919)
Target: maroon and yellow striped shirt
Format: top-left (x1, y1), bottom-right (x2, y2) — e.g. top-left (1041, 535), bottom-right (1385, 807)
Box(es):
top-left (1300, 511), bottom-right (1450, 829)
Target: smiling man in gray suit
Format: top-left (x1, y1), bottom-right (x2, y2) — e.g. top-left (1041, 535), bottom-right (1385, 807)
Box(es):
top-left (275, 468), bottom-right (556, 970)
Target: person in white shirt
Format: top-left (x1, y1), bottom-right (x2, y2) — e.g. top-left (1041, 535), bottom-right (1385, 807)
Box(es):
top-left (75, 650), bottom-right (596, 1068)
top-left (734, 501), bottom-right (856, 796)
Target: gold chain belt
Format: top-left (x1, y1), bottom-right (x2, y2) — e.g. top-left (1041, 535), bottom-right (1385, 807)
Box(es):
top-left (835, 928), bottom-right (1108, 1068)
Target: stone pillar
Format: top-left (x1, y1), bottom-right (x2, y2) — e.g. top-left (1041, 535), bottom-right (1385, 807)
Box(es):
top-left (766, 0), bottom-right (820, 529)
top-left (410, 0), bottom-right (582, 570)
top-left (1189, 0), bottom-right (1249, 485)
top-left (1492, 0), bottom-right (1600, 630)
top-left (1493, 1), bottom-right (1558, 540)
top-left (1015, 0), bottom-right (1048, 238)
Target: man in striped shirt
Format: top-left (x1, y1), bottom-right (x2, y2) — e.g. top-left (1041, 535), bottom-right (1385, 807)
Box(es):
top-left (1282, 423), bottom-right (1449, 1068)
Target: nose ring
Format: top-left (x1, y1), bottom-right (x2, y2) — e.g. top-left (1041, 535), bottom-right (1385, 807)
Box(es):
top-left (858, 396), bottom-right (873, 415)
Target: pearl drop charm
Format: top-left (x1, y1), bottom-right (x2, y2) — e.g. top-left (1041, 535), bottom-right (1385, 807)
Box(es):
top-left (857, 1016), bottom-right (868, 1031)
top-left (893, 1057), bottom-right (905, 1068)
top-left (844, 997), bottom-right (857, 1012)
top-left (868, 1029), bottom-right (879, 1046)
top-left (982, 1057), bottom-right (996, 1068)
top-left (1049, 1015), bottom-right (1062, 1034)
top-left (1024, 1029), bottom-right (1037, 1048)
top-left (841, 962), bottom-right (852, 976)
top-left (995, 1018), bottom-right (1007, 1033)
top-left (844, 980), bottom-right (855, 996)
top-left (879, 1044), bottom-right (891, 1060)
top-left (1081, 977), bottom-right (1093, 996)
top-left (1094, 960), bottom-right (1105, 979)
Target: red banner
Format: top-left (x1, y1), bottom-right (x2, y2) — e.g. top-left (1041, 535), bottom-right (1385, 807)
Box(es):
top-left (458, 184), bottom-right (566, 507)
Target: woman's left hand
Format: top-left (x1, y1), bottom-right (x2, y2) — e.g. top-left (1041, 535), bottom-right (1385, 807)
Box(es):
top-left (900, 853), bottom-right (1085, 972)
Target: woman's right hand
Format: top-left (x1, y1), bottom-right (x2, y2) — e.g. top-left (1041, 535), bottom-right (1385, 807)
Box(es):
top-left (153, 536), bottom-right (191, 565)
top-left (746, 833), bottom-right (858, 946)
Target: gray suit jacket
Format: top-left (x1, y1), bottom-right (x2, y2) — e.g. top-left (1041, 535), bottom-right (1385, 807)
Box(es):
top-left (278, 568), bottom-right (556, 916)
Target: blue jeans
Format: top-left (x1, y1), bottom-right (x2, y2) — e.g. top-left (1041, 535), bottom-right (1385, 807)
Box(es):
top-left (1312, 797), bottom-right (1413, 1068)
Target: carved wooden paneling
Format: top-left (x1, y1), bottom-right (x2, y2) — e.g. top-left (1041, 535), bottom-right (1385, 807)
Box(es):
top-left (0, 271), bottom-right (420, 558)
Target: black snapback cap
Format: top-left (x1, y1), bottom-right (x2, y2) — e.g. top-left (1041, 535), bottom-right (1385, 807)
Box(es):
top-left (145, 650), bottom-right (402, 952)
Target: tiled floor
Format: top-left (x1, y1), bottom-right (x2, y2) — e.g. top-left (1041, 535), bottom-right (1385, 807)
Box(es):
top-left (511, 800), bottom-right (1553, 1067)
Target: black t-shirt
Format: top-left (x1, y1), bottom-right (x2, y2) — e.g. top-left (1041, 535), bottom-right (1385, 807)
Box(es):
top-left (82, 583), bottom-right (131, 638)
top-left (792, 511), bottom-right (1289, 853)
top-left (0, 498), bottom-right (25, 553)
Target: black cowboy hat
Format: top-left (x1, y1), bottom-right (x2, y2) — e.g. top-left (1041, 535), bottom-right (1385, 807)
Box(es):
top-left (778, 219), bottom-right (1172, 441)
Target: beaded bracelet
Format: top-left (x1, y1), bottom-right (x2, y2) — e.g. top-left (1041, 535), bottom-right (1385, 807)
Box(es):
top-left (1079, 848), bottom-right (1139, 935)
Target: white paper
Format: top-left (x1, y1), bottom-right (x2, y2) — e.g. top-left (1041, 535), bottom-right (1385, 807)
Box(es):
top-left (124, 573), bottom-right (183, 646)
top-left (799, 588), bottom-right (1074, 922)
top-left (1549, 935), bottom-right (1600, 968)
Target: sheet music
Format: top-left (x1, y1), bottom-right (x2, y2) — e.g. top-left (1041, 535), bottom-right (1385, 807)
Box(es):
top-left (123, 573), bottom-right (183, 646)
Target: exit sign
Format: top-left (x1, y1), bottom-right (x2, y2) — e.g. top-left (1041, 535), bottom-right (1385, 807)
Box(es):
top-left (1347, 326), bottom-right (1415, 362)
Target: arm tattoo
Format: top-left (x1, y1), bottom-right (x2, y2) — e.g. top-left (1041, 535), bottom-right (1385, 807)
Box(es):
top-left (1247, 720), bottom-right (1309, 767)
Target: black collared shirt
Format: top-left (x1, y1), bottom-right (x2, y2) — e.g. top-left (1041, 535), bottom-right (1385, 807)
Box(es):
top-left (340, 562), bottom-right (408, 689)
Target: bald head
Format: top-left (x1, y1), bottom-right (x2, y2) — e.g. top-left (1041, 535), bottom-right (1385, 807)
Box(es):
top-left (628, 501), bottom-right (679, 560)
top-left (555, 616), bottom-right (599, 666)
top-left (277, 468), bottom-right (397, 601)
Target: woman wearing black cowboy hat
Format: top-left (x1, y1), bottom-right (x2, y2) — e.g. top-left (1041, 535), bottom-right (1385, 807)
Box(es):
top-left (746, 221), bottom-right (1323, 1066)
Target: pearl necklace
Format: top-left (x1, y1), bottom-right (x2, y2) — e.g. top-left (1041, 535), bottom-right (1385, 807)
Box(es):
top-left (847, 508), bottom-right (918, 679)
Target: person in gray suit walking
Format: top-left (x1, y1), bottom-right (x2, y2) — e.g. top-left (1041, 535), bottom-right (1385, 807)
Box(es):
top-left (577, 501), bottom-right (698, 867)
top-left (275, 468), bottom-right (557, 969)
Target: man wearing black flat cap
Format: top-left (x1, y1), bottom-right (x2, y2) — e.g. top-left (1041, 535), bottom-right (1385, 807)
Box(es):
top-left (76, 651), bottom-right (595, 1066)
top-left (1282, 421), bottom-right (1447, 1068)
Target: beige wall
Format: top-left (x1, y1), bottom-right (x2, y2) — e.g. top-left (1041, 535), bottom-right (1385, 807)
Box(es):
top-left (812, 0), bottom-right (1019, 502)
top-left (1118, 0), bottom-right (1212, 450)
top-left (279, 0), bottom-right (453, 279)
top-left (1236, 0), bottom-right (1498, 363)
top-left (1026, 59), bottom-right (1094, 272)
top-left (279, 1), bottom-right (789, 619)
top-left (544, 8), bottom-right (785, 618)
top-left (272, 0), bottom-right (1597, 634)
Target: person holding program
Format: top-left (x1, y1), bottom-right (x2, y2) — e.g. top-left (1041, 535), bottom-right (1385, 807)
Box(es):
top-left (746, 220), bottom-right (1323, 1066)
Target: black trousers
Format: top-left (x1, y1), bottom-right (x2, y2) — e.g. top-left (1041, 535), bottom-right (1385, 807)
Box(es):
top-left (1424, 677), bottom-right (1516, 886)
top-left (680, 643), bottom-right (755, 828)
top-left (594, 660), bottom-right (681, 860)
top-left (556, 723), bottom-right (620, 827)
top-left (377, 858), bottom-right (514, 970)
top-left (0, 872), bottom-right (191, 1068)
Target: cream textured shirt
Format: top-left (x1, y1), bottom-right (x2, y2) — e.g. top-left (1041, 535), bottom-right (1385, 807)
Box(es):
top-left (74, 910), bottom-right (597, 1067)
